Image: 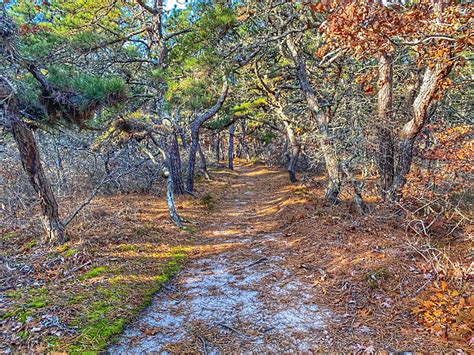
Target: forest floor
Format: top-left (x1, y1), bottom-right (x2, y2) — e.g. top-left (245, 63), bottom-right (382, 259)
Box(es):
top-left (109, 161), bottom-right (471, 353)
top-left (1, 161), bottom-right (472, 352)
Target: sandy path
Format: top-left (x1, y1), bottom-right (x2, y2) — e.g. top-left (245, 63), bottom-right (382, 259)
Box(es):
top-left (109, 163), bottom-right (331, 353)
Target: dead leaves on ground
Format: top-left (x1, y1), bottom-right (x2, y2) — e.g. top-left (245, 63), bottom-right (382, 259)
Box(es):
top-left (413, 280), bottom-right (473, 343)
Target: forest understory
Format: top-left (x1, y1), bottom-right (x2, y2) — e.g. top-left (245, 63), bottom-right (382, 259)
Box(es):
top-left (1, 160), bottom-right (472, 352)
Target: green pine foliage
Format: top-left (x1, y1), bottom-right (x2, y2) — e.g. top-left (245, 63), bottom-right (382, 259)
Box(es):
top-left (47, 67), bottom-right (126, 104)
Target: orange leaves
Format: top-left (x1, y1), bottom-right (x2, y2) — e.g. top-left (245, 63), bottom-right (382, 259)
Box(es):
top-left (421, 124), bottom-right (473, 174)
top-left (362, 84), bottom-right (375, 95)
top-left (309, 3), bottom-right (326, 13)
top-left (311, 0), bottom-right (472, 66)
top-left (413, 281), bottom-right (472, 343)
top-left (355, 71), bottom-right (377, 96)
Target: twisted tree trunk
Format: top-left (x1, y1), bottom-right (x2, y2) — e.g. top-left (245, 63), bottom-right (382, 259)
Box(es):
top-left (148, 134), bottom-right (182, 227)
top-left (11, 115), bottom-right (66, 243)
top-left (286, 38), bottom-right (340, 203)
top-left (388, 62), bottom-right (452, 200)
top-left (187, 79), bottom-right (228, 192)
top-left (1, 76), bottom-right (66, 244)
top-left (376, 53), bottom-right (394, 200)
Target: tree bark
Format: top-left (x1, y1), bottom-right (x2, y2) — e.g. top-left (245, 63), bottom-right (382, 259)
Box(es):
top-left (173, 112), bottom-right (188, 149)
top-left (238, 119), bottom-right (249, 159)
top-left (164, 160), bottom-right (182, 227)
top-left (342, 163), bottom-right (368, 214)
top-left (198, 142), bottom-right (211, 180)
top-left (376, 53), bottom-right (394, 200)
top-left (169, 132), bottom-right (185, 194)
top-left (389, 62), bottom-right (452, 200)
top-left (228, 123), bottom-right (236, 170)
top-left (11, 115), bottom-right (67, 244)
top-left (187, 79), bottom-right (228, 192)
top-left (286, 37), bottom-right (340, 203)
top-left (215, 133), bottom-right (221, 162)
top-left (148, 134), bottom-right (182, 227)
top-left (1, 76), bottom-right (66, 244)
top-left (283, 120), bottom-right (300, 183)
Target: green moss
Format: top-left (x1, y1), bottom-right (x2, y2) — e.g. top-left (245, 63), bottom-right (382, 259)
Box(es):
top-left (6, 290), bottom-right (22, 299)
top-left (17, 310), bottom-right (32, 323)
top-left (86, 301), bottom-right (112, 321)
top-left (80, 267), bottom-right (107, 280)
top-left (71, 318), bottom-right (126, 352)
top-left (69, 293), bottom-right (87, 305)
top-left (45, 335), bottom-right (59, 347)
top-left (97, 287), bottom-right (122, 303)
top-left (65, 250), bottom-right (186, 351)
top-left (64, 248), bottom-right (78, 258)
top-left (56, 244), bottom-right (69, 253)
top-left (1, 311), bottom-right (15, 320)
top-left (108, 276), bottom-right (122, 284)
top-left (26, 240), bottom-right (38, 249)
top-left (18, 330), bottom-right (29, 339)
top-left (134, 251), bottom-right (186, 314)
top-left (0, 232), bottom-right (17, 241)
top-left (28, 296), bottom-right (48, 309)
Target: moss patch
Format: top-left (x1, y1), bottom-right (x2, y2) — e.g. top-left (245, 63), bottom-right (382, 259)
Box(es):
top-left (1, 231), bottom-right (17, 241)
top-left (80, 267), bottom-right (107, 280)
top-left (67, 250), bottom-right (186, 352)
top-left (64, 248), bottom-right (78, 258)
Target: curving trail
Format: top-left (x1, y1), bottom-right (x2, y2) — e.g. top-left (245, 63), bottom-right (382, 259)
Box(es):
top-left (109, 162), bottom-right (331, 353)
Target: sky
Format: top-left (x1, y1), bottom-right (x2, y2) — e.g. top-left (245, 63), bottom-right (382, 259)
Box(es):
top-left (165, 0), bottom-right (187, 11)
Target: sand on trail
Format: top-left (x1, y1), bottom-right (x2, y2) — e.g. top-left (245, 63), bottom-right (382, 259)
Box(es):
top-left (109, 163), bottom-right (332, 353)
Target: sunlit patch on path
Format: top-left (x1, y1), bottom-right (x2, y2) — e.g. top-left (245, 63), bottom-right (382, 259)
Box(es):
top-left (109, 163), bottom-right (331, 352)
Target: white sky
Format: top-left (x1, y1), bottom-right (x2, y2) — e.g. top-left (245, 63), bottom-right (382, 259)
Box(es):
top-left (165, 0), bottom-right (187, 11)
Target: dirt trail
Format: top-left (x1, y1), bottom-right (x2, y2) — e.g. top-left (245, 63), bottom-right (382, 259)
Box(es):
top-left (109, 163), bottom-right (332, 353)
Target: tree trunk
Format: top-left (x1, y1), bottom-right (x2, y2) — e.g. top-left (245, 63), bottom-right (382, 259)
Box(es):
top-left (283, 121), bottom-right (300, 183)
top-left (186, 79), bottom-right (228, 192)
top-left (176, 125), bottom-right (187, 149)
top-left (286, 37), bottom-right (340, 203)
top-left (169, 132), bottom-right (185, 195)
top-left (10, 116), bottom-right (67, 244)
top-left (238, 119), bottom-right (248, 159)
top-left (342, 163), bottom-right (368, 214)
top-left (187, 124), bottom-right (200, 192)
top-left (389, 62), bottom-right (452, 200)
top-left (228, 123), bottom-right (235, 170)
top-left (215, 133), bottom-right (220, 162)
top-left (377, 53), bottom-right (394, 200)
top-left (198, 142), bottom-right (211, 180)
top-left (148, 134), bottom-right (182, 227)
top-left (164, 161), bottom-right (182, 227)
